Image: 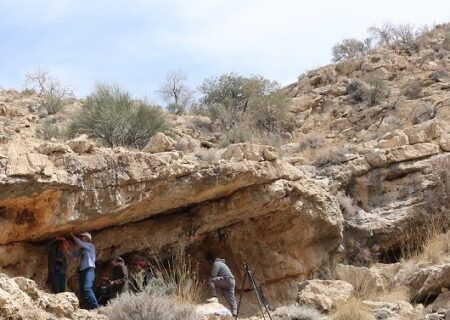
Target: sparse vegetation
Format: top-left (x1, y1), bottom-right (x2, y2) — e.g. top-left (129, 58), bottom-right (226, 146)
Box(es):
top-left (401, 80), bottom-right (423, 100)
top-left (101, 292), bottom-right (197, 320)
top-left (35, 118), bottom-right (68, 141)
top-left (147, 247), bottom-right (206, 304)
top-left (429, 69), bottom-right (449, 82)
top-left (199, 73), bottom-right (293, 144)
top-left (363, 75), bottom-right (388, 106)
top-left (69, 84), bottom-right (167, 149)
top-left (157, 71), bottom-right (194, 115)
top-left (297, 133), bottom-right (326, 150)
top-left (273, 305), bottom-right (326, 320)
top-left (332, 297), bottom-right (375, 320)
top-left (25, 69), bottom-right (72, 114)
top-left (332, 38), bottom-right (373, 62)
top-left (335, 191), bottom-right (358, 217)
top-left (398, 215), bottom-right (450, 264)
top-left (314, 145), bottom-right (347, 167)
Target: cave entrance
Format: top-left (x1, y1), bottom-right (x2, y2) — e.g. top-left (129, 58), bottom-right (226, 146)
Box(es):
top-left (379, 246), bottom-right (402, 264)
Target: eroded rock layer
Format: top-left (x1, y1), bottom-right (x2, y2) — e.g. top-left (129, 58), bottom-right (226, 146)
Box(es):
top-left (0, 143), bottom-right (343, 307)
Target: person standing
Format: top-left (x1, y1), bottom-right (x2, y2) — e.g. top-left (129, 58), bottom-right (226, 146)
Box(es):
top-left (129, 259), bottom-right (152, 292)
top-left (69, 232), bottom-right (99, 310)
top-left (110, 256), bottom-right (129, 296)
top-left (47, 237), bottom-right (68, 293)
top-left (206, 252), bottom-right (237, 317)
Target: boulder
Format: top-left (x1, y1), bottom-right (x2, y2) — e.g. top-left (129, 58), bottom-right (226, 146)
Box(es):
top-left (378, 130), bottom-right (409, 149)
top-left (363, 300), bottom-right (423, 320)
top-left (440, 134), bottom-right (450, 152)
top-left (195, 302), bottom-right (231, 319)
top-left (221, 143), bottom-right (278, 161)
top-left (0, 273), bottom-right (105, 320)
top-left (35, 142), bottom-right (72, 155)
top-left (66, 134), bottom-right (94, 154)
top-left (365, 143), bottom-right (441, 168)
top-left (334, 264), bottom-right (385, 291)
top-left (142, 132), bottom-right (176, 153)
top-left (297, 280), bottom-right (353, 311)
top-left (405, 120), bottom-right (443, 144)
top-left (393, 262), bottom-right (450, 300)
top-left (427, 288), bottom-right (450, 313)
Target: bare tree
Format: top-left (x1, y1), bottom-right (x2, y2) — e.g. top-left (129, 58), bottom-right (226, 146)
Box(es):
top-left (25, 69), bottom-right (73, 114)
top-left (368, 23), bottom-right (394, 47)
top-left (157, 71), bottom-right (193, 114)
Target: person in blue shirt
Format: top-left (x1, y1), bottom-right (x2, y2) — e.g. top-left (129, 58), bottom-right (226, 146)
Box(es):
top-left (69, 232), bottom-right (99, 310)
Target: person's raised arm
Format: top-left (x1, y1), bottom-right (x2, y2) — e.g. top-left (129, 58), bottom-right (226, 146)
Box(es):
top-left (71, 233), bottom-right (93, 250)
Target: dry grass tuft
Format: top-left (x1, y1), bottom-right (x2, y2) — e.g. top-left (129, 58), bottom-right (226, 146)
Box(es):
top-left (370, 286), bottom-right (411, 303)
top-left (332, 297), bottom-right (375, 320)
top-left (335, 191), bottom-right (359, 217)
top-left (148, 247), bottom-right (206, 304)
top-left (398, 215), bottom-right (450, 265)
top-left (101, 291), bottom-right (198, 320)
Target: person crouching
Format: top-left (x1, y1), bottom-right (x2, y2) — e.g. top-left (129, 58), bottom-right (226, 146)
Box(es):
top-left (206, 252), bottom-right (237, 317)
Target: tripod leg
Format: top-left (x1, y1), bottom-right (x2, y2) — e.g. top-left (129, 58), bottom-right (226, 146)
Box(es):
top-left (248, 272), bottom-right (267, 320)
top-left (249, 273), bottom-right (273, 320)
top-left (235, 271), bottom-right (248, 319)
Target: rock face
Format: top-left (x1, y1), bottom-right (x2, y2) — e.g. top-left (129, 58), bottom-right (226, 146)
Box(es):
top-left (0, 273), bottom-right (106, 320)
top-left (0, 134), bottom-right (343, 309)
top-left (297, 280), bottom-right (354, 311)
top-left (142, 132), bottom-right (176, 153)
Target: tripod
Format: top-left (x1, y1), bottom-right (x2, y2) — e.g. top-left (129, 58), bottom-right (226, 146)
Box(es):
top-left (235, 263), bottom-right (272, 320)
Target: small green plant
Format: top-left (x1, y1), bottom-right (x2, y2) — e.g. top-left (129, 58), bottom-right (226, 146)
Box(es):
top-left (69, 84), bottom-right (167, 149)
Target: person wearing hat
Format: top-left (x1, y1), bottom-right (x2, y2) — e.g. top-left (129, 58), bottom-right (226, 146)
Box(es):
top-left (205, 251), bottom-right (237, 317)
top-left (110, 256), bottom-right (129, 296)
top-left (129, 258), bottom-right (152, 292)
top-left (69, 232), bottom-right (99, 309)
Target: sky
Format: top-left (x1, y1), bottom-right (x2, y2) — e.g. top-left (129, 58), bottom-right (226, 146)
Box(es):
top-left (0, 0), bottom-right (449, 103)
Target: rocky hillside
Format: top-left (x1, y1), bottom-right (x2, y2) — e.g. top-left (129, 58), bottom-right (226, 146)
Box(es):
top-left (0, 23), bottom-right (449, 319)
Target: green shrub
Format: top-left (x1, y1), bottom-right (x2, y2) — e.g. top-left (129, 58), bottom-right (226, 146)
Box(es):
top-left (332, 38), bottom-right (372, 62)
top-left (69, 84), bottom-right (167, 149)
top-left (199, 73), bottom-right (292, 141)
top-left (35, 118), bottom-right (67, 141)
top-left (101, 292), bottom-right (197, 320)
top-left (346, 80), bottom-right (367, 103)
top-left (167, 103), bottom-right (185, 115)
top-left (363, 75), bottom-right (387, 106)
top-left (347, 76), bottom-right (387, 106)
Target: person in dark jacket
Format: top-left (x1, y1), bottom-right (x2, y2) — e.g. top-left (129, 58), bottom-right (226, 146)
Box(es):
top-left (206, 252), bottom-right (237, 316)
top-left (129, 259), bottom-right (152, 292)
top-left (47, 237), bottom-right (68, 293)
top-left (94, 277), bottom-right (113, 306)
top-left (110, 256), bottom-right (129, 296)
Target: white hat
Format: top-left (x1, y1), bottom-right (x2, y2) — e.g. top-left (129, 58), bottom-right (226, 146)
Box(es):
top-left (79, 232), bottom-right (92, 241)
